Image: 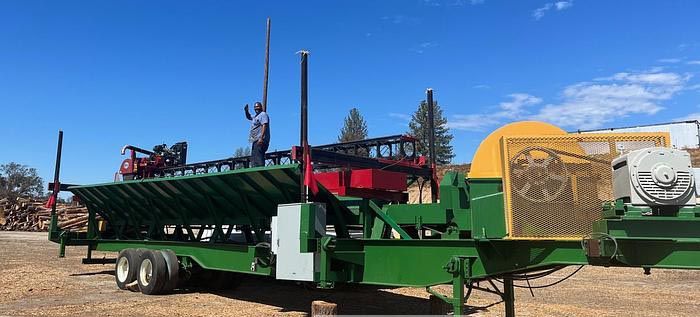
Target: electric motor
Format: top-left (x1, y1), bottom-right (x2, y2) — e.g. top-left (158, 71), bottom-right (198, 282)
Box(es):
top-left (612, 147), bottom-right (695, 206)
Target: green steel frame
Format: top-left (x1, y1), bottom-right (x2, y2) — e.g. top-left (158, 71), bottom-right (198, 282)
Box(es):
top-left (50, 164), bottom-right (700, 316)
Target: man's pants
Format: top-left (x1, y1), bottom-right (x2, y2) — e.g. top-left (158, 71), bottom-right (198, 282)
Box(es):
top-left (251, 141), bottom-right (269, 167)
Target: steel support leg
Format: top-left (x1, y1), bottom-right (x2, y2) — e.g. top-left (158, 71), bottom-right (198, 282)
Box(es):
top-left (503, 277), bottom-right (515, 317)
top-left (318, 236), bottom-right (334, 289)
top-left (58, 232), bottom-right (67, 258)
top-left (85, 245), bottom-right (93, 261)
top-left (426, 256), bottom-right (474, 316)
top-left (452, 265), bottom-right (465, 315)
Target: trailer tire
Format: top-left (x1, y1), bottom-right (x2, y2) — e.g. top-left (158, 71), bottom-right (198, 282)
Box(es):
top-left (138, 250), bottom-right (168, 295)
top-left (115, 249), bottom-right (140, 290)
top-left (159, 250), bottom-right (179, 293)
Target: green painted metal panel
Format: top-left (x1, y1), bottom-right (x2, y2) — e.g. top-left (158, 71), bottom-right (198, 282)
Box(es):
top-left (470, 178), bottom-right (507, 239)
top-left (440, 172), bottom-right (471, 230)
top-left (356, 239), bottom-right (588, 287)
top-left (69, 165), bottom-right (301, 227)
top-left (614, 239), bottom-right (700, 269)
top-left (385, 204), bottom-right (449, 224)
top-left (595, 217), bottom-right (700, 240)
top-left (95, 240), bottom-right (272, 275)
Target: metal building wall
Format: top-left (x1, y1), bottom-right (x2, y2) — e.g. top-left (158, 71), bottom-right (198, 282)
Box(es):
top-left (576, 121), bottom-right (700, 149)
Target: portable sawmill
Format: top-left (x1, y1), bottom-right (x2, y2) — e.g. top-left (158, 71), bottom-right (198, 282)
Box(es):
top-left (46, 53), bottom-right (700, 316)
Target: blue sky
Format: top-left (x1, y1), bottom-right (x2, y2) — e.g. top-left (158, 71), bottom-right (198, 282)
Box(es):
top-left (1, 0), bottom-right (700, 188)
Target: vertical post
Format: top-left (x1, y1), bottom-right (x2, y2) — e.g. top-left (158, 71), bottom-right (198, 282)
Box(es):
top-left (452, 269), bottom-right (464, 316)
top-left (59, 233), bottom-right (67, 258)
top-left (318, 236), bottom-right (334, 288)
top-left (449, 256), bottom-right (468, 316)
top-left (49, 131), bottom-right (64, 245)
top-left (300, 50), bottom-right (309, 203)
top-left (51, 130), bottom-right (63, 217)
top-left (503, 277), bottom-right (516, 317)
top-left (426, 88), bottom-right (438, 203)
top-left (361, 199), bottom-right (372, 238)
top-left (262, 17), bottom-right (271, 112)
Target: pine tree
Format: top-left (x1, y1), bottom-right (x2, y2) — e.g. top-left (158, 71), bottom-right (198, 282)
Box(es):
top-left (233, 147), bottom-right (251, 158)
top-left (408, 100), bottom-right (455, 164)
top-left (338, 108), bottom-right (368, 143)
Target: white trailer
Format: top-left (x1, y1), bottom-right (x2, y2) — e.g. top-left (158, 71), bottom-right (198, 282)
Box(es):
top-left (576, 120), bottom-right (700, 149)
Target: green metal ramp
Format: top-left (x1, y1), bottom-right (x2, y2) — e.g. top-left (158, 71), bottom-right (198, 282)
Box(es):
top-left (70, 165), bottom-right (303, 231)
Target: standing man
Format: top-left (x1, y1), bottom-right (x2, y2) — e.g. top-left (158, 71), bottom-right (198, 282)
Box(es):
top-left (245, 102), bottom-right (270, 167)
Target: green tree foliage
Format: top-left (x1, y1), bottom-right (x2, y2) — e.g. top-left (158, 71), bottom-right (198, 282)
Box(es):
top-left (407, 100), bottom-right (455, 164)
top-left (0, 163), bottom-right (44, 201)
top-left (234, 147), bottom-right (251, 158)
top-left (338, 108), bottom-right (368, 143)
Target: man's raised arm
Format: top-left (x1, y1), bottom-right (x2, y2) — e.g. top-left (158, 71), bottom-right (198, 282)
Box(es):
top-left (244, 104), bottom-right (253, 120)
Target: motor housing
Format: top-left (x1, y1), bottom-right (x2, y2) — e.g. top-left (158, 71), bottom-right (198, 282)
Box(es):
top-left (612, 147), bottom-right (695, 206)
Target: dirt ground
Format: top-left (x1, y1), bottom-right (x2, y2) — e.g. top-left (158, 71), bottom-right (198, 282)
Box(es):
top-left (1, 231), bottom-right (699, 316)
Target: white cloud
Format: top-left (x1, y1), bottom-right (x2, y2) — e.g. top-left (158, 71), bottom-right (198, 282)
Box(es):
top-left (554, 1), bottom-right (573, 10)
top-left (389, 113), bottom-right (412, 122)
top-left (658, 58), bottom-right (682, 63)
top-left (472, 84), bottom-right (490, 89)
top-left (532, 4), bottom-right (553, 20)
top-left (605, 71), bottom-right (688, 87)
top-left (688, 60), bottom-right (700, 65)
top-left (532, 1), bottom-right (573, 20)
top-left (450, 69), bottom-right (691, 131)
top-left (411, 42), bottom-right (438, 54)
top-left (450, 114), bottom-right (502, 131)
top-left (530, 70), bottom-right (688, 129)
top-left (675, 112), bottom-right (700, 122)
top-left (449, 93), bottom-right (541, 131)
top-left (499, 93), bottom-right (542, 114)
top-left (381, 15), bottom-right (421, 25)
top-left (530, 83), bottom-right (666, 129)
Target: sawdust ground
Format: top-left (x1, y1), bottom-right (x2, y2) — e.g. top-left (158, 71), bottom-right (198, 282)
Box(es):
top-left (1, 231), bottom-right (699, 316)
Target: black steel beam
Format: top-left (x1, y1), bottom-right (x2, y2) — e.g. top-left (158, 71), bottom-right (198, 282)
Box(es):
top-left (48, 182), bottom-right (80, 192)
top-left (50, 131), bottom-right (63, 216)
top-left (300, 50), bottom-right (309, 202)
top-left (426, 88), bottom-right (438, 203)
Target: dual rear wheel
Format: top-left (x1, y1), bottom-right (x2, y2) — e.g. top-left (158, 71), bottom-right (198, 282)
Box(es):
top-left (115, 248), bottom-right (179, 295)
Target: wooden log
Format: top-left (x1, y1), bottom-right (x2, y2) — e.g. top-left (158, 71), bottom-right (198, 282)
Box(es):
top-left (58, 215), bottom-right (88, 228)
top-left (311, 301), bottom-right (338, 316)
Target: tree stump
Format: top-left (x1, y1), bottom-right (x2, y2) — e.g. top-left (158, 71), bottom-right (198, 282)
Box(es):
top-left (311, 300), bottom-right (338, 316)
top-left (429, 295), bottom-right (451, 315)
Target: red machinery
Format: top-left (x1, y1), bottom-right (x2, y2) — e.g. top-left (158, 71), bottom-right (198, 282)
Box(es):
top-left (119, 142), bottom-right (188, 180)
top-left (315, 169), bottom-right (409, 202)
top-left (116, 135), bottom-right (435, 202)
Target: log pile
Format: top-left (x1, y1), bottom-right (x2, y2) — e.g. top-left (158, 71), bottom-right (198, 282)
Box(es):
top-left (686, 148), bottom-right (700, 167)
top-left (0, 197), bottom-right (93, 232)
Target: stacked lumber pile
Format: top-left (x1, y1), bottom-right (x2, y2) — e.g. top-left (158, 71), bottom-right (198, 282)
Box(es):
top-left (0, 197), bottom-right (92, 232)
top-left (407, 163), bottom-right (471, 204)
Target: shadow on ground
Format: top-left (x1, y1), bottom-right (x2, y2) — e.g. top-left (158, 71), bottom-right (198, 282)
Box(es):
top-left (70, 269), bottom-right (114, 277)
top-left (177, 274), bottom-right (496, 315)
